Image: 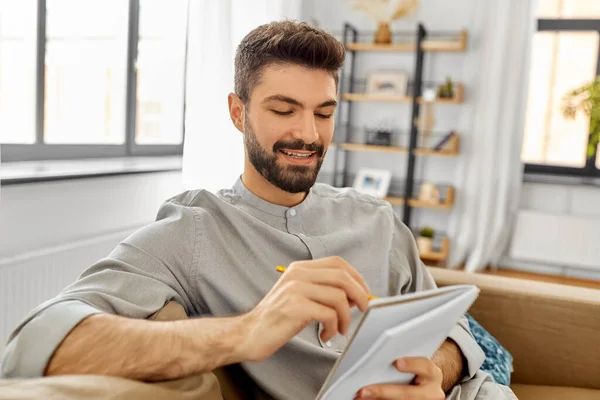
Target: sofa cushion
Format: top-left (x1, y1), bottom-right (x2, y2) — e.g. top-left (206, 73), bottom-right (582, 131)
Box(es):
top-left (465, 314), bottom-right (513, 386)
top-left (511, 384), bottom-right (600, 400)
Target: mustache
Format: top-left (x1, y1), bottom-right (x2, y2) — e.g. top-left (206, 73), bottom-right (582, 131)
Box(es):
top-left (272, 140), bottom-right (325, 157)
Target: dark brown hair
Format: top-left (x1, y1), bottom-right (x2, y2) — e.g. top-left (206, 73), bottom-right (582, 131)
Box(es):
top-left (234, 20), bottom-right (346, 102)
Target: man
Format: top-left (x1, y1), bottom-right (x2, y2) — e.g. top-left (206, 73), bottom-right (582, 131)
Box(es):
top-left (1, 21), bottom-right (515, 400)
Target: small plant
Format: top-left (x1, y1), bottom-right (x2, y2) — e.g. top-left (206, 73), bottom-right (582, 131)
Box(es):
top-left (419, 227), bottom-right (435, 238)
top-left (561, 76), bottom-right (600, 158)
top-left (437, 77), bottom-right (454, 99)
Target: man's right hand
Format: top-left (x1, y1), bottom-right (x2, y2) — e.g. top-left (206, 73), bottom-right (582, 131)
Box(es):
top-left (238, 256), bottom-right (370, 362)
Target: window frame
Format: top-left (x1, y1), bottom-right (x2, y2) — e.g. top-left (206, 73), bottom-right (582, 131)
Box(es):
top-left (1, 0), bottom-right (188, 163)
top-left (524, 18), bottom-right (600, 178)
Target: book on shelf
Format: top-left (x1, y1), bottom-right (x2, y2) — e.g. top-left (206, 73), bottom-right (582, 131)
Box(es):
top-left (432, 131), bottom-right (456, 151)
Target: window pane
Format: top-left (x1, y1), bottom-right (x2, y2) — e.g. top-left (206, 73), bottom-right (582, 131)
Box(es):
top-left (522, 31), bottom-right (598, 167)
top-left (538, 0), bottom-right (600, 18)
top-left (135, 0), bottom-right (187, 145)
top-left (0, 1), bottom-right (37, 144)
top-left (44, 0), bottom-right (128, 144)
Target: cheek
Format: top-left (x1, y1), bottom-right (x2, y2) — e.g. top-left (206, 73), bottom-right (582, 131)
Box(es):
top-left (317, 118), bottom-right (335, 144)
top-left (251, 114), bottom-right (287, 149)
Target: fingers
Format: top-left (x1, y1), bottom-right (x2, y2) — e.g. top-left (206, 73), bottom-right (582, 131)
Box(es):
top-left (284, 267), bottom-right (369, 312)
top-left (355, 384), bottom-right (421, 400)
top-left (394, 357), bottom-right (443, 382)
top-left (296, 297), bottom-right (339, 342)
top-left (277, 257), bottom-right (371, 342)
top-left (286, 281), bottom-right (352, 335)
top-left (356, 359), bottom-right (445, 399)
top-left (289, 256), bottom-right (370, 294)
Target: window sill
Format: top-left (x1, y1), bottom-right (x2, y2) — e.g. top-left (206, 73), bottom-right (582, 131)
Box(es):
top-left (524, 172), bottom-right (600, 187)
top-left (0, 156), bottom-right (182, 186)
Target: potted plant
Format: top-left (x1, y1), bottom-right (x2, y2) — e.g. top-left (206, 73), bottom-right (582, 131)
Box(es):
top-left (350, 0), bottom-right (419, 44)
top-left (417, 227), bottom-right (435, 254)
top-left (437, 77), bottom-right (455, 99)
top-left (561, 76), bottom-right (600, 159)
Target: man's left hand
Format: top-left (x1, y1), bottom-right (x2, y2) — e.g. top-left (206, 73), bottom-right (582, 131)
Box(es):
top-left (355, 357), bottom-right (445, 400)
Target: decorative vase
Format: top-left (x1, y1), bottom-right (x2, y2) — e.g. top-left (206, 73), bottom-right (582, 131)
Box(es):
top-left (374, 22), bottom-right (392, 44)
top-left (417, 236), bottom-right (433, 254)
top-left (419, 182), bottom-right (440, 203)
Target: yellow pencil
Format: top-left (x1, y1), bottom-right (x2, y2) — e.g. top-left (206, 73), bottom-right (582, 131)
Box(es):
top-left (276, 265), bottom-right (379, 300)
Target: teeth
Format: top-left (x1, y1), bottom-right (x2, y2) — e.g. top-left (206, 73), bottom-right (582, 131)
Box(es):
top-left (281, 150), bottom-right (312, 158)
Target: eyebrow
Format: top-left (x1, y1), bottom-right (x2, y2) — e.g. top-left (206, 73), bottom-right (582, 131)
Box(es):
top-left (261, 95), bottom-right (337, 109)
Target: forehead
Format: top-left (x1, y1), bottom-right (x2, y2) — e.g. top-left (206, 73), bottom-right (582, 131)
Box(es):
top-left (250, 64), bottom-right (337, 105)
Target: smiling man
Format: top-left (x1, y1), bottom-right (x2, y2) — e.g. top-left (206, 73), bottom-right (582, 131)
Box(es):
top-left (1, 21), bottom-right (515, 400)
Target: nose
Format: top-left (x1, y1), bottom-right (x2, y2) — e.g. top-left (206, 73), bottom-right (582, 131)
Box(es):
top-left (291, 112), bottom-right (319, 144)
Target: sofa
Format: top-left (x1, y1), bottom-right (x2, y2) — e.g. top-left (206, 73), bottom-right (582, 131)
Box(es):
top-left (2, 268), bottom-right (599, 400)
top-left (429, 267), bottom-right (600, 400)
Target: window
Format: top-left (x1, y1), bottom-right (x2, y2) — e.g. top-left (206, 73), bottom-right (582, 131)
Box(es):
top-left (0, 1), bottom-right (37, 144)
top-left (45, 0), bottom-right (128, 145)
top-left (522, 1), bottom-right (600, 177)
top-left (0, 0), bottom-right (188, 162)
top-left (136, 0), bottom-right (188, 145)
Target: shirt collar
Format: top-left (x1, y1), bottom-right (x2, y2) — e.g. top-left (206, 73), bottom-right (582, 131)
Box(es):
top-left (232, 176), bottom-right (313, 218)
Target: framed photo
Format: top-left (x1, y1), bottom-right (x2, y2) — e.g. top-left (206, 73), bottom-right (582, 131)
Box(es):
top-left (366, 70), bottom-right (408, 96)
top-left (353, 168), bottom-right (392, 198)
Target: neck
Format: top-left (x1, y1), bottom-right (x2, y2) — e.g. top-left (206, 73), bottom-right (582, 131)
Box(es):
top-left (241, 160), bottom-right (307, 208)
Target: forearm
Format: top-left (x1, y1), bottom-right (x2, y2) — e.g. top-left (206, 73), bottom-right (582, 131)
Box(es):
top-left (432, 338), bottom-right (465, 392)
top-left (46, 312), bottom-right (246, 381)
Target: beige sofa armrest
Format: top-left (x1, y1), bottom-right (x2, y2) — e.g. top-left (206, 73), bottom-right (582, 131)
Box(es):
top-left (428, 267), bottom-right (600, 390)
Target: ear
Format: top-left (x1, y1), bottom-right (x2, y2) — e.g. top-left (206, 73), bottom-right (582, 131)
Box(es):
top-left (228, 93), bottom-right (245, 133)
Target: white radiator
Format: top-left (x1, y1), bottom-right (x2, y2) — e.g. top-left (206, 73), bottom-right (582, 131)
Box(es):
top-left (509, 210), bottom-right (600, 271)
top-left (0, 228), bottom-right (137, 355)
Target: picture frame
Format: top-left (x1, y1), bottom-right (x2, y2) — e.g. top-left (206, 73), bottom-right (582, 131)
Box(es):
top-left (353, 168), bottom-right (392, 198)
top-left (365, 70), bottom-right (408, 96)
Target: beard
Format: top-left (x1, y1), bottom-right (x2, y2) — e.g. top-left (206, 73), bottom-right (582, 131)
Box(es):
top-left (243, 114), bottom-right (326, 194)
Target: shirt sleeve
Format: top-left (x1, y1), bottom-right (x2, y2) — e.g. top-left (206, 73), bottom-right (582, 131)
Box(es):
top-left (1, 194), bottom-right (200, 379)
top-left (387, 209), bottom-right (485, 380)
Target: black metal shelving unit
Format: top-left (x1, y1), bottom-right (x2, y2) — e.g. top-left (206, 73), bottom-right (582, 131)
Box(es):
top-left (333, 22), bottom-right (463, 228)
top-left (331, 23), bottom-right (466, 264)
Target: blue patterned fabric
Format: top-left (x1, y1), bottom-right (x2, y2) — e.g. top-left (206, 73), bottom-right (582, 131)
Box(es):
top-left (465, 314), bottom-right (513, 386)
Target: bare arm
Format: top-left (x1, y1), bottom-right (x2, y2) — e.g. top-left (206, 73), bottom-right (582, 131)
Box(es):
top-left (46, 312), bottom-right (247, 381)
top-left (46, 256), bottom-right (370, 382)
top-left (433, 338), bottom-right (465, 392)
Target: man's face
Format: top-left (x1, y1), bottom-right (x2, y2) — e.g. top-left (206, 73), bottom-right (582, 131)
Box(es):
top-left (242, 64), bottom-right (337, 194)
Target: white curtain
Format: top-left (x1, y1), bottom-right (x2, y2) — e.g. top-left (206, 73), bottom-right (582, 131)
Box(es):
top-left (182, 0), bottom-right (302, 192)
top-left (448, 0), bottom-right (536, 272)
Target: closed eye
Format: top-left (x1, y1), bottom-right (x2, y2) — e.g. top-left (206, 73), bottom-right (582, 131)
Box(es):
top-left (271, 110), bottom-right (293, 116)
top-left (315, 113), bottom-right (333, 119)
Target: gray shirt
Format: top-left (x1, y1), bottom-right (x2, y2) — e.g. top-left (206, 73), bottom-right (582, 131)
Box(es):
top-left (1, 178), bottom-right (487, 399)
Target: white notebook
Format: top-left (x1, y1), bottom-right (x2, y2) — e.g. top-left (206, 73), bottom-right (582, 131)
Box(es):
top-left (316, 285), bottom-right (480, 400)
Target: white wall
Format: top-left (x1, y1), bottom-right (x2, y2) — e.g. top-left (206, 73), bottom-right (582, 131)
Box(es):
top-left (0, 171), bottom-right (185, 353)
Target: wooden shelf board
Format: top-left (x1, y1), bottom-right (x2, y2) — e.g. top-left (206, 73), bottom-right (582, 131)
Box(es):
top-left (419, 237), bottom-right (450, 261)
top-left (338, 141), bottom-right (459, 157)
top-left (343, 93), bottom-right (410, 103)
top-left (343, 84), bottom-right (463, 104)
top-left (346, 31), bottom-right (468, 53)
top-left (339, 143), bottom-right (407, 153)
top-left (413, 149), bottom-right (458, 157)
top-left (384, 186), bottom-right (455, 210)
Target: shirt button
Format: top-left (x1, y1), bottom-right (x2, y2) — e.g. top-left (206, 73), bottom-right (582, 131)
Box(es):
top-left (326, 341), bottom-right (332, 347)
top-left (289, 209), bottom-right (297, 217)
